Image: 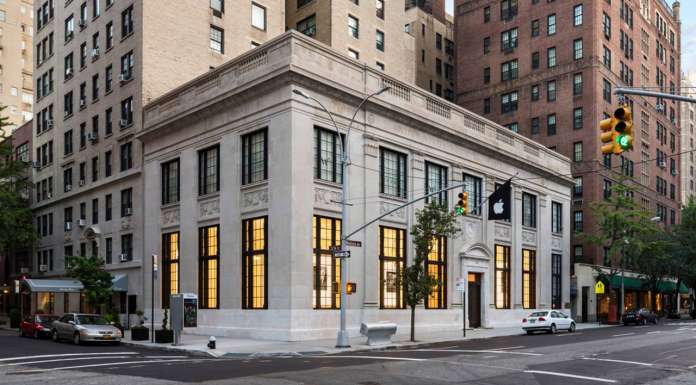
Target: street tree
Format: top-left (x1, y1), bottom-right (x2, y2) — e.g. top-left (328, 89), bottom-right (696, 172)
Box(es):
top-left (671, 197), bottom-right (696, 311)
top-left (629, 227), bottom-right (674, 313)
top-left (0, 107), bottom-right (36, 272)
top-left (402, 202), bottom-right (459, 342)
top-left (581, 178), bottom-right (654, 318)
top-left (65, 255), bottom-right (112, 312)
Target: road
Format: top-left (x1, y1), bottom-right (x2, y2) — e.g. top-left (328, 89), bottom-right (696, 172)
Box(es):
top-left (3, 321), bottom-right (696, 384)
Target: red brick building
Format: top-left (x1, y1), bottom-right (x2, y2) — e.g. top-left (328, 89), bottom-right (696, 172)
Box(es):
top-left (454, 0), bottom-right (682, 267)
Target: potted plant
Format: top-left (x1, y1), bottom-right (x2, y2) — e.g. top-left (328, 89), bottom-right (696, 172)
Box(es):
top-left (155, 309), bottom-right (174, 343)
top-left (130, 310), bottom-right (149, 341)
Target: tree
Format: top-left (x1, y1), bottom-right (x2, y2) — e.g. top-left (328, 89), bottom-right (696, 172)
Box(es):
top-left (65, 255), bottom-right (112, 312)
top-left (629, 228), bottom-right (674, 313)
top-left (0, 107), bottom-right (35, 278)
top-left (581, 178), bottom-right (654, 319)
top-left (672, 197), bottom-right (696, 312)
top-left (401, 202), bottom-right (459, 342)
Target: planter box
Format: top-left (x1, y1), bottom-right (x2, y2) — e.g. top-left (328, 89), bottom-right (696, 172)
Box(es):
top-left (130, 327), bottom-right (149, 341)
top-left (155, 329), bottom-right (173, 344)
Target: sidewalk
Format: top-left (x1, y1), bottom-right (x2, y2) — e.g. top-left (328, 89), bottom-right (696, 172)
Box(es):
top-left (121, 322), bottom-right (614, 358)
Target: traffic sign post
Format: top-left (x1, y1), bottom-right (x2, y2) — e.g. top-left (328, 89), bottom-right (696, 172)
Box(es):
top-left (456, 278), bottom-right (467, 337)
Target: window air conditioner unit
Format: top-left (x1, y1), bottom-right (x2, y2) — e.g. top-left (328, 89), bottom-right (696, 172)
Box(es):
top-left (671, 170), bottom-right (678, 176)
top-left (79, 179), bottom-right (85, 186)
top-left (31, 161), bottom-right (40, 169)
top-left (124, 207), bottom-right (132, 216)
top-left (91, 48), bottom-right (100, 58)
top-left (119, 119), bottom-right (128, 128)
top-left (79, 19), bottom-right (87, 28)
top-left (87, 132), bottom-right (98, 142)
top-left (39, 264), bottom-right (49, 272)
top-left (65, 184), bottom-right (72, 192)
top-left (119, 254), bottom-right (129, 262)
top-left (46, 119), bottom-right (53, 129)
top-left (78, 219), bottom-right (86, 227)
top-left (65, 221), bottom-right (72, 231)
top-left (66, 68), bottom-right (73, 77)
top-left (659, 161), bottom-right (667, 168)
top-left (79, 99), bottom-right (86, 108)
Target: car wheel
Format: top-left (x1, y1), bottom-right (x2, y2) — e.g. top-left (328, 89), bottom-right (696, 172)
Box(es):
top-left (73, 332), bottom-right (81, 345)
top-left (569, 323), bottom-right (576, 333)
top-left (52, 330), bottom-right (60, 343)
top-left (33, 329), bottom-right (39, 339)
top-left (550, 324), bottom-right (557, 334)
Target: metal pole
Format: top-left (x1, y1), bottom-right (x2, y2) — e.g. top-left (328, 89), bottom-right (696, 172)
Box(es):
top-left (614, 87), bottom-right (696, 103)
top-left (462, 290), bottom-right (466, 338)
top-left (151, 258), bottom-right (154, 343)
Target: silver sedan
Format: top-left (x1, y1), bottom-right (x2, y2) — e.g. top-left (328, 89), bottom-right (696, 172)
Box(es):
top-left (52, 313), bottom-right (122, 344)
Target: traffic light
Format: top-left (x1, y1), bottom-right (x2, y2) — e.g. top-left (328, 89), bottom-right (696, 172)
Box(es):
top-left (600, 105), bottom-right (634, 155)
top-left (456, 191), bottom-right (469, 216)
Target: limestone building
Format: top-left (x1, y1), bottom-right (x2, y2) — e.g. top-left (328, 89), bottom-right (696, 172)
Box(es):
top-left (141, 31), bottom-right (573, 340)
top-left (681, 74), bottom-right (695, 204)
top-left (0, 0), bottom-right (33, 135)
top-left (30, 0), bottom-right (284, 321)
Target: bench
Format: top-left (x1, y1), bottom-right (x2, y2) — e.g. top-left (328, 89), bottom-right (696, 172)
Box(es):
top-left (360, 322), bottom-right (397, 346)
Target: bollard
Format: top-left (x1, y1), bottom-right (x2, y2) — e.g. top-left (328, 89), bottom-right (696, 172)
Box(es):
top-left (207, 336), bottom-right (216, 350)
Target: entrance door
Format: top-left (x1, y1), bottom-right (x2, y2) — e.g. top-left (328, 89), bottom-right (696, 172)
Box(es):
top-left (468, 273), bottom-right (482, 328)
top-left (581, 286), bottom-right (589, 323)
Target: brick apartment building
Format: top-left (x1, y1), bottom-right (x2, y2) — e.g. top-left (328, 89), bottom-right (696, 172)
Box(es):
top-left (454, 0), bottom-right (682, 268)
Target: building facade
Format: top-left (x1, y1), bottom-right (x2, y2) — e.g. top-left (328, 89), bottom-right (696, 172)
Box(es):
top-left (286, 0), bottom-right (416, 83)
top-left (141, 32), bottom-right (573, 341)
top-left (405, 4), bottom-right (455, 101)
top-left (680, 74), bottom-right (695, 204)
top-left (454, 0), bottom-right (682, 269)
top-left (30, 0), bottom-right (284, 320)
top-left (0, 0), bottom-right (34, 135)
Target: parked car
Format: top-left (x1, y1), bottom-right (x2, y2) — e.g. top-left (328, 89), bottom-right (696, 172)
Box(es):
top-left (51, 313), bottom-right (122, 345)
top-left (522, 310), bottom-right (576, 334)
top-left (19, 314), bottom-right (59, 339)
top-left (622, 308), bottom-right (658, 325)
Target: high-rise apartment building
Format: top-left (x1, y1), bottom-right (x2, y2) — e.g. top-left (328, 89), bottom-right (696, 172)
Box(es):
top-left (286, 0), bottom-right (416, 83)
top-left (405, 2), bottom-right (455, 101)
top-left (454, 0), bottom-right (682, 267)
top-left (681, 74), bottom-right (695, 204)
top-left (0, 0), bottom-right (34, 135)
top-left (31, 0), bottom-right (284, 317)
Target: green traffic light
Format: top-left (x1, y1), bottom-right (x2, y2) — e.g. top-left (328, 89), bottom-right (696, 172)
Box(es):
top-left (455, 207), bottom-right (465, 215)
top-left (616, 134), bottom-right (632, 150)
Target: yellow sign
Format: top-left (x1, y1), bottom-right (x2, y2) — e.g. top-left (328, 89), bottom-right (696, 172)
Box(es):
top-left (595, 281), bottom-right (605, 294)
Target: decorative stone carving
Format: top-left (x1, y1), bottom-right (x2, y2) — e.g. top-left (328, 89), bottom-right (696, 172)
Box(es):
top-left (494, 224), bottom-right (511, 240)
top-left (552, 236), bottom-right (562, 251)
top-left (199, 199), bottom-right (220, 218)
top-left (242, 189), bottom-right (269, 209)
top-left (314, 187), bottom-right (342, 207)
top-left (522, 230), bottom-right (537, 245)
top-left (162, 208), bottom-right (180, 226)
top-left (120, 216), bottom-right (132, 231)
top-left (464, 220), bottom-right (481, 241)
top-left (380, 201), bottom-right (406, 221)
top-left (364, 142), bottom-right (379, 158)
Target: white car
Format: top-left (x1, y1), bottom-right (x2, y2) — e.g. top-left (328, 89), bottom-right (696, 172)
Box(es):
top-left (522, 310), bottom-right (576, 334)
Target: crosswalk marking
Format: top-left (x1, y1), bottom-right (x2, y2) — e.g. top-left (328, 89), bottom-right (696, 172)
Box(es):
top-left (413, 349), bottom-right (543, 356)
top-left (9, 358), bottom-right (195, 374)
top-left (525, 370), bottom-right (617, 383)
top-left (0, 356), bottom-right (134, 367)
top-left (0, 352), bottom-right (138, 363)
top-left (582, 357), bottom-right (653, 367)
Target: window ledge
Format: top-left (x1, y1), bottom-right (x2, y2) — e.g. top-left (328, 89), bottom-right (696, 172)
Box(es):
top-left (241, 180), bottom-right (268, 191)
top-left (198, 191), bottom-right (220, 202)
top-left (314, 178), bottom-right (343, 190)
top-left (379, 193), bottom-right (407, 203)
top-left (160, 202), bottom-right (180, 210)
top-left (120, 31), bottom-right (135, 43)
top-left (64, 113), bottom-right (74, 121)
top-left (522, 226), bottom-right (537, 232)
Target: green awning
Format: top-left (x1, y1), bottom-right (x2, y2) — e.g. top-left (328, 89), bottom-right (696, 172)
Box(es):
top-left (608, 276), bottom-right (689, 294)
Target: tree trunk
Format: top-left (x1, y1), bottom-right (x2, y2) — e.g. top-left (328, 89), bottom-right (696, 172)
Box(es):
top-left (410, 305), bottom-right (416, 342)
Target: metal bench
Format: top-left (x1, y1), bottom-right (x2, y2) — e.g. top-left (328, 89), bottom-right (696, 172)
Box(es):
top-left (360, 322), bottom-right (397, 346)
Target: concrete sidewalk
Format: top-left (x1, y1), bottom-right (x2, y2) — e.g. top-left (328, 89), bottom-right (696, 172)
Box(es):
top-left (121, 322), bottom-right (614, 358)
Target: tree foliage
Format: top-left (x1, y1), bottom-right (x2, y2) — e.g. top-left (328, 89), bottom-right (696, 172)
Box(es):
top-left (401, 202), bottom-right (459, 341)
top-left (0, 107), bottom-right (35, 258)
top-left (65, 255), bottom-right (113, 310)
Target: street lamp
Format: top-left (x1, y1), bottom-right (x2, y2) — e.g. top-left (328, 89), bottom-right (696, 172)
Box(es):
top-left (294, 85), bottom-right (389, 348)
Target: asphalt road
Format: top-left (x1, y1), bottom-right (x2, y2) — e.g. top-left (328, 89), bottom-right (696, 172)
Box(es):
top-left (3, 321), bottom-right (696, 384)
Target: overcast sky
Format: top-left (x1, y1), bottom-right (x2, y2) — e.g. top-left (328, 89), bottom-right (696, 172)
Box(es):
top-left (445, 0), bottom-right (695, 79)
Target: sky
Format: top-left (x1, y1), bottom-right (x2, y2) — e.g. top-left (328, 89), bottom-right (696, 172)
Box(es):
top-left (444, 0), bottom-right (696, 79)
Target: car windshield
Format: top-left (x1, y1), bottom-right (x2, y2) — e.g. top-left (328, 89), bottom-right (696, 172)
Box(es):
top-left (529, 312), bottom-right (548, 317)
top-left (76, 315), bottom-right (109, 325)
top-left (36, 315), bottom-right (58, 323)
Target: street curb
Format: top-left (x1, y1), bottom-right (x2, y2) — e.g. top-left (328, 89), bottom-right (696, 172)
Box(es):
top-left (119, 340), bottom-right (216, 358)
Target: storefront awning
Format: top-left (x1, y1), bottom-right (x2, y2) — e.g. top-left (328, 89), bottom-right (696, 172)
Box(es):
top-left (23, 279), bottom-right (84, 293)
top-left (608, 276), bottom-right (689, 294)
top-left (111, 274), bottom-right (128, 292)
